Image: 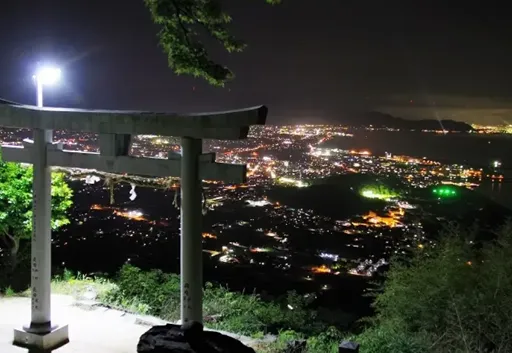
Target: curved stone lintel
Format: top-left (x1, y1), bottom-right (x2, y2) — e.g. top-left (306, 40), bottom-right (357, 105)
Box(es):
top-left (0, 99), bottom-right (268, 140)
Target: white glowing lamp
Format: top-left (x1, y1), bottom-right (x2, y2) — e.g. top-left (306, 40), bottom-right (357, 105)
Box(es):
top-left (33, 66), bottom-right (62, 107)
top-left (34, 67), bottom-right (61, 85)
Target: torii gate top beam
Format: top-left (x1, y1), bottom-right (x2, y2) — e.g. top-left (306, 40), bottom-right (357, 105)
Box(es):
top-left (0, 99), bottom-right (267, 140)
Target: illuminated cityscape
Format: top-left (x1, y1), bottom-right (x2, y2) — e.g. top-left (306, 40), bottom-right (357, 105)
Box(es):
top-left (471, 124), bottom-right (512, 134)
top-left (0, 125), bottom-right (505, 293)
top-left (2, 2), bottom-right (512, 351)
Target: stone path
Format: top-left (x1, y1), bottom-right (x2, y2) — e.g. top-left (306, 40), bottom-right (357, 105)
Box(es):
top-left (0, 295), bottom-right (272, 353)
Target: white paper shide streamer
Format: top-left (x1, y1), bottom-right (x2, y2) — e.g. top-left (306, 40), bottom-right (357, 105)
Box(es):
top-left (84, 175), bottom-right (100, 185)
top-left (129, 183), bottom-right (137, 201)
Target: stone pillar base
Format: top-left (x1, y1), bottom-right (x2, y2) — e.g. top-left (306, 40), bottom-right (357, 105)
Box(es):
top-left (13, 324), bottom-right (69, 350)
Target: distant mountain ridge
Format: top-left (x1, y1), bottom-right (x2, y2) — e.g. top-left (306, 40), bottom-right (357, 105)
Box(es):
top-left (352, 112), bottom-right (473, 132)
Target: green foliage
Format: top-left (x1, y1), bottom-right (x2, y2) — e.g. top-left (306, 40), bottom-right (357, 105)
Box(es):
top-left (259, 327), bottom-right (343, 353)
top-left (102, 264), bottom-right (181, 320)
top-left (49, 268), bottom-right (117, 302)
top-left (271, 330), bottom-right (304, 352)
top-left (49, 172), bottom-right (74, 229)
top-left (353, 323), bottom-right (429, 353)
top-left (144, 0), bottom-right (281, 86)
top-left (306, 327), bottom-right (343, 353)
top-left (48, 266), bottom-right (353, 352)
top-left (357, 222), bottom-right (512, 353)
top-left (0, 155), bottom-right (73, 283)
top-left (203, 286), bottom-right (314, 335)
top-left (0, 160), bottom-right (73, 239)
top-left (63, 268), bottom-right (75, 282)
top-left (2, 286), bottom-right (16, 297)
top-left (251, 331), bottom-right (265, 339)
top-left (101, 264), bottom-right (325, 336)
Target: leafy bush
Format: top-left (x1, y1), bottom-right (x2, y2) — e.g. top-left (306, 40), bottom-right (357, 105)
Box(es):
top-left (1, 286), bottom-right (16, 297)
top-left (102, 264), bottom-right (325, 336)
top-left (259, 327), bottom-right (343, 353)
top-left (49, 269), bottom-right (116, 301)
top-left (354, 323), bottom-right (429, 353)
top-left (306, 326), bottom-right (344, 353)
top-left (102, 264), bottom-right (181, 320)
top-left (271, 330), bottom-right (305, 352)
top-left (356, 222), bottom-right (512, 353)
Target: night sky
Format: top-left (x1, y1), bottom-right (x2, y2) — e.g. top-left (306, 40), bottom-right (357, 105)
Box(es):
top-left (0, 1), bottom-right (511, 124)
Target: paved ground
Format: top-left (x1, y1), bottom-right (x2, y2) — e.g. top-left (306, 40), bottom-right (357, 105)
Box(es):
top-left (0, 295), bottom-right (266, 353)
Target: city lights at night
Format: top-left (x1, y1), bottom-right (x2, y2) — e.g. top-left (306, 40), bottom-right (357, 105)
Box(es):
top-left (0, 122), bottom-right (499, 287)
top-left (1, 2), bottom-right (512, 351)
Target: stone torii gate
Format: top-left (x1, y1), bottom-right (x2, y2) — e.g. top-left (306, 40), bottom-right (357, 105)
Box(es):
top-left (0, 99), bottom-right (267, 350)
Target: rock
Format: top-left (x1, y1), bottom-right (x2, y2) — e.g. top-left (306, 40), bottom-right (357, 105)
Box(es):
top-left (284, 339), bottom-right (307, 353)
top-left (137, 322), bottom-right (256, 353)
top-left (203, 314), bottom-right (222, 324)
top-left (339, 340), bottom-right (360, 352)
top-left (182, 321), bottom-right (203, 342)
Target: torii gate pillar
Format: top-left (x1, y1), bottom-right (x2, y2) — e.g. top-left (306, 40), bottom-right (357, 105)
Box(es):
top-left (180, 137), bottom-right (203, 322)
top-left (13, 128), bottom-right (70, 350)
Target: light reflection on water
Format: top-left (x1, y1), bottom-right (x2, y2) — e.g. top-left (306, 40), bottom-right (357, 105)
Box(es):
top-left (328, 131), bottom-right (512, 170)
top-left (327, 130), bottom-right (512, 209)
top-left (476, 181), bottom-right (512, 210)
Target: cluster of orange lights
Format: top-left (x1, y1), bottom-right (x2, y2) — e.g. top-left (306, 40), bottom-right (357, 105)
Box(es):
top-left (463, 169), bottom-right (482, 178)
top-left (249, 247), bottom-right (267, 253)
top-left (223, 145), bottom-right (268, 156)
top-left (113, 210), bottom-right (146, 221)
top-left (311, 265), bottom-right (331, 274)
top-left (388, 155), bottom-right (439, 165)
top-left (349, 150), bottom-right (371, 156)
top-left (488, 174), bottom-right (504, 181)
top-left (222, 184), bottom-right (249, 191)
top-left (202, 233), bottom-right (217, 239)
top-left (90, 204), bottom-right (158, 223)
top-left (351, 207), bottom-right (405, 228)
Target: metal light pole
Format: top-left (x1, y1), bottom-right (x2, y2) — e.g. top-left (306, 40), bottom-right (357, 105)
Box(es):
top-left (34, 67), bottom-right (60, 107)
top-left (25, 67), bottom-right (60, 334)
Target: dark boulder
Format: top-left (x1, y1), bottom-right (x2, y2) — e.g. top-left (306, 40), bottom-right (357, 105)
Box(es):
top-left (137, 321), bottom-right (256, 353)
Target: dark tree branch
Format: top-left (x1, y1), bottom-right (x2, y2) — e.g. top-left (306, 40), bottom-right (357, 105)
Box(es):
top-left (143, 0), bottom-right (281, 86)
top-left (1, 231), bottom-right (18, 253)
top-left (171, 0), bottom-right (192, 48)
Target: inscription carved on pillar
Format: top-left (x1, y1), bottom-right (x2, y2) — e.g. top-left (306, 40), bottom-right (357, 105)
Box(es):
top-left (32, 190), bottom-right (37, 241)
top-left (31, 178), bottom-right (39, 312)
top-left (182, 282), bottom-right (193, 322)
top-left (31, 256), bottom-right (39, 311)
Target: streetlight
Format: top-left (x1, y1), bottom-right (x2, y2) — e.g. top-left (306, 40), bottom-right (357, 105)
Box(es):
top-left (33, 67), bottom-right (61, 107)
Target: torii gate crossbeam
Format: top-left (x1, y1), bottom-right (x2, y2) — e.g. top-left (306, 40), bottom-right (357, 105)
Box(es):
top-left (0, 100), bottom-right (267, 350)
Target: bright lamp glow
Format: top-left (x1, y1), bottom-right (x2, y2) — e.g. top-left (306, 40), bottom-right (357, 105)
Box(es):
top-left (34, 67), bottom-right (61, 85)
